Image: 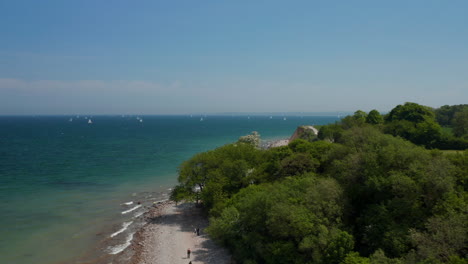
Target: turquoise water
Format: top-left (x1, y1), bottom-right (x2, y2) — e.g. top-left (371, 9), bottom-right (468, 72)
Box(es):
top-left (0, 115), bottom-right (339, 264)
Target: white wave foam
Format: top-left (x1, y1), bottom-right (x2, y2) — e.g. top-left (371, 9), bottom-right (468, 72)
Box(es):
top-left (110, 221), bottom-right (133, 238)
top-left (152, 199), bottom-right (168, 204)
top-left (122, 201), bottom-right (133, 205)
top-left (108, 232), bottom-right (134, 255)
top-left (121, 205), bottom-right (142, 215)
top-left (133, 211), bottom-right (144, 218)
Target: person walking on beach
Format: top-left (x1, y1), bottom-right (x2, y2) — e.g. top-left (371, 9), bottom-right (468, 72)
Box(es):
top-left (187, 248), bottom-right (191, 258)
top-left (196, 227), bottom-right (200, 236)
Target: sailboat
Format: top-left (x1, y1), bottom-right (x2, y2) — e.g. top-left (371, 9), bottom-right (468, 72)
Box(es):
top-left (88, 119), bottom-right (93, 124)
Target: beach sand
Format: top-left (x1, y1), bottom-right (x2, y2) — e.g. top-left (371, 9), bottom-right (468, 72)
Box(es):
top-left (268, 139), bottom-right (290, 148)
top-left (125, 201), bottom-right (231, 264)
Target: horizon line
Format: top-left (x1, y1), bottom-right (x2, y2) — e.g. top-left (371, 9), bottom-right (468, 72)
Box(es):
top-left (0, 111), bottom-right (358, 117)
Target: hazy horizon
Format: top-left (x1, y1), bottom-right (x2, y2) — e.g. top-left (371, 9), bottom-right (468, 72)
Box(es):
top-left (1, 1), bottom-right (467, 115)
top-left (0, 112), bottom-right (354, 117)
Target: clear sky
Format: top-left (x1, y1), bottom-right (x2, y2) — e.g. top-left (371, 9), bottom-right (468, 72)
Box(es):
top-left (1, 0), bottom-right (467, 115)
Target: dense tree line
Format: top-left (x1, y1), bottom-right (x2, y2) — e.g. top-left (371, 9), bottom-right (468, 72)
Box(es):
top-left (435, 105), bottom-right (468, 138)
top-left (319, 103), bottom-right (468, 150)
top-left (171, 102), bottom-right (467, 264)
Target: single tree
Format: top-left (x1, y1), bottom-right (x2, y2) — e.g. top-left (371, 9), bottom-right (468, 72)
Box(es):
top-left (366, 109), bottom-right (384, 124)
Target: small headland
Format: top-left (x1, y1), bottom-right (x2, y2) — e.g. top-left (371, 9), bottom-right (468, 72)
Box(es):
top-left (261, 125), bottom-right (318, 149)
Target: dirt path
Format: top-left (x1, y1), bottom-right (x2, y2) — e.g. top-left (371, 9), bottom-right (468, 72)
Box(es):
top-left (135, 202), bottom-right (231, 264)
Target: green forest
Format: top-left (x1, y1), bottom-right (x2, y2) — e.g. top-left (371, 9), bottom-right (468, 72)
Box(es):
top-left (170, 102), bottom-right (468, 264)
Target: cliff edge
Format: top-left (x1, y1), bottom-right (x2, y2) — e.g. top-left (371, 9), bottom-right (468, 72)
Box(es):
top-left (289, 125), bottom-right (318, 142)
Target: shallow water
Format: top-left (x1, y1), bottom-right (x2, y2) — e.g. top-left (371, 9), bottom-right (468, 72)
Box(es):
top-left (0, 115), bottom-right (339, 264)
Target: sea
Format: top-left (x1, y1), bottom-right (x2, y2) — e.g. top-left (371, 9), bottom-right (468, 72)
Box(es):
top-left (0, 115), bottom-right (339, 264)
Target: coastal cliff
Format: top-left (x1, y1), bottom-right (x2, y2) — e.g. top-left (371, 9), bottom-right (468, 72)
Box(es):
top-left (262, 125), bottom-right (318, 149)
top-left (289, 125), bottom-right (318, 142)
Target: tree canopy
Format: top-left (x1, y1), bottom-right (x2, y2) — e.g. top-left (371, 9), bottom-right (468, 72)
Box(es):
top-left (366, 110), bottom-right (384, 125)
top-left (384, 102), bottom-right (442, 147)
top-left (170, 103), bottom-right (468, 264)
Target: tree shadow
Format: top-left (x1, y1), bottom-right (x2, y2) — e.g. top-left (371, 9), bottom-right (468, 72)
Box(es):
top-left (147, 203), bottom-right (204, 233)
top-left (191, 239), bottom-right (232, 264)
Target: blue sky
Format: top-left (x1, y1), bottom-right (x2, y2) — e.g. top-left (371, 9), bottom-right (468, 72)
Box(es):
top-left (1, 0), bottom-right (467, 114)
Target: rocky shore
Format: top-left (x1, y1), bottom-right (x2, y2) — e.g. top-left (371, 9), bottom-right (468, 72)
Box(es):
top-left (114, 201), bottom-right (231, 264)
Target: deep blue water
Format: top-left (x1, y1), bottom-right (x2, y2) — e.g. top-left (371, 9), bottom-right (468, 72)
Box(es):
top-left (0, 115), bottom-right (339, 264)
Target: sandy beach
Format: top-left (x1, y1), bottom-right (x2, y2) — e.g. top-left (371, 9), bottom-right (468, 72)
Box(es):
top-left (124, 201), bottom-right (231, 264)
top-left (262, 139), bottom-right (289, 149)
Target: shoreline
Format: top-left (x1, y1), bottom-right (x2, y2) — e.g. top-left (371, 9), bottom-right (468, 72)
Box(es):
top-left (113, 201), bottom-right (231, 264)
top-left (109, 137), bottom-right (298, 263)
top-left (1, 117), bottom-right (337, 264)
top-left (86, 137), bottom-right (292, 264)
top-left (260, 138), bottom-right (290, 149)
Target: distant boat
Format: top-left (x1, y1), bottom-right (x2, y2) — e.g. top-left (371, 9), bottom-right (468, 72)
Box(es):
top-left (248, 116), bottom-right (250, 119)
top-left (270, 116), bottom-right (273, 119)
top-left (69, 118), bottom-right (73, 122)
top-left (88, 119), bottom-right (93, 124)
top-left (283, 117), bottom-right (287, 121)
top-left (200, 117), bottom-right (204, 121)
top-left (139, 119), bottom-right (143, 123)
